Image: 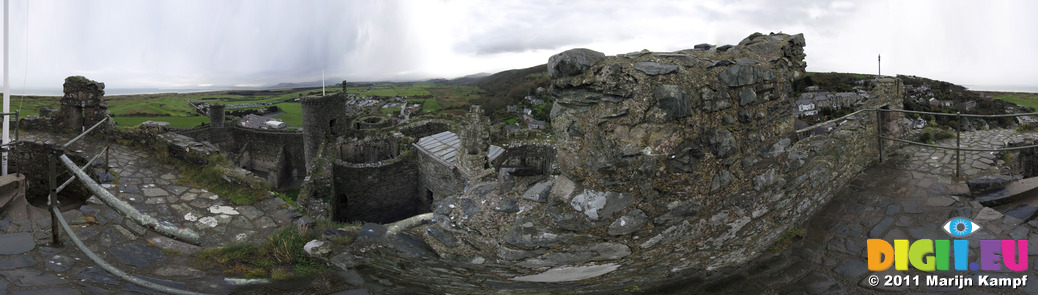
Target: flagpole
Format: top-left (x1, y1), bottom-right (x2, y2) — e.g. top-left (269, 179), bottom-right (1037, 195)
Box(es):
top-left (3, 0), bottom-right (11, 176)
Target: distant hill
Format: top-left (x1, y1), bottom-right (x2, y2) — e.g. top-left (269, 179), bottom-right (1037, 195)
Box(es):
top-left (794, 72), bottom-right (876, 92)
top-left (433, 72), bottom-right (493, 85)
top-left (467, 64), bottom-right (549, 114)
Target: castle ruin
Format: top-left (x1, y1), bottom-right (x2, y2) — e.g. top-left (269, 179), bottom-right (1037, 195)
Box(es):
top-left (58, 76), bottom-right (113, 132)
top-left (313, 32), bottom-right (910, 293)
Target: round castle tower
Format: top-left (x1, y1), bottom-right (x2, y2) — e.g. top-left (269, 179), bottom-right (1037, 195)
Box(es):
top-left (300, 94), bottom-right (348, 171)
top-left (208, 104), bottom-right (226, 128)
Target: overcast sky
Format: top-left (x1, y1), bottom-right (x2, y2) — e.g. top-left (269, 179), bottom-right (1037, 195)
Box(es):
top-left (1, 0), bottom-right (1036, 94)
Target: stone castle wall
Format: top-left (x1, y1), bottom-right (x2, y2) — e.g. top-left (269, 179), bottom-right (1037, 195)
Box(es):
top-left (416, 150), bottom-right (465, 199)
top-left (399, 120), bottom-right (452, 140)
top-left (177, 125), bottom-right (304, 189)
top-left (8, 141), bottom-right (92, 207)
top-left (332, 149), bottom-right (425, 223)
top-left (333, 33), bottom-right (907, 293)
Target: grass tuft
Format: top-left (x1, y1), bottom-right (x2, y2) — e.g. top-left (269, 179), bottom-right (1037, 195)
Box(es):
top-left (191, 220), bottom-right (360, 279)
top-left (768, 227), bottom-right (805, 253)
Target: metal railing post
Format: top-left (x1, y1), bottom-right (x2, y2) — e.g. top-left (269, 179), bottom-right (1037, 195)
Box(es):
top-left (105, 120), bottom-right (110, 168)
top-left (956, 112), bottom-right (961, 178)
top-left (876, 108), bottom-right (883, 162)
top-left (48, 147), bottom-right (62, 246)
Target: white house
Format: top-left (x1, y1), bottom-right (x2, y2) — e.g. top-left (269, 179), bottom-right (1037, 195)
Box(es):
top-left (794, 99), bottom-right (817, 116)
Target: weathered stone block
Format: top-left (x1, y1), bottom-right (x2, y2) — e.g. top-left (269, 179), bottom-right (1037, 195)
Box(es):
top-left (548, 48), bottom-right (605, 78)
top-left (634, 62), bottom-right (680, 76)
top-left (708, 129), bottom-right (737, 158)
top-left (523, 180), bottom-right (554, 203)
top-left (655, 84), bottom-right (691, 120)
top-left (608, 209), bottom-right (648, 235)
top-left (570, 190), bottom-right (634, 221)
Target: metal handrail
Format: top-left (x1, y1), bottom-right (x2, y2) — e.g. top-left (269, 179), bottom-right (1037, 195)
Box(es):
top-left (44, 116), bottom-right (209, 294)
top-left (0, 110), bottom-right (21, 146)
top-left (795, 103), bottom-right (889, 134)
top-left (876, 107), bottom-right (1038, 177)
top-left (52, 206), bottom-right (212, 295)
top-left (55, 146), bottom-right (107, 194)
top-left (877, 108), bottom-right (1038, 118)
top-left (62, 117), bottom-right (108, 148)
top-left (879, 136), bottom-right (1038, 152)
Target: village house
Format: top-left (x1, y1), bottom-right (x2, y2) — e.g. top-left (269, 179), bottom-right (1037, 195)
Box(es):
top-left (794, 98), bottom-right (817, 116)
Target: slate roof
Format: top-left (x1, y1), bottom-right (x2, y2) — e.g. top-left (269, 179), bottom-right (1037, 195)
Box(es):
top-left (414, 131), bottom-right (503, 167)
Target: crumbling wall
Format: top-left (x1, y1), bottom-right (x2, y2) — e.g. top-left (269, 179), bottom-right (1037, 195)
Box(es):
top-left (491, 143), bottom-right (556, 176)
top-left (456, 105), bottom-right (492, 178)
top-left (416, 150), bottom-right (465, 199)
top-left (337, 135), bottom-right (401, 163)
top-left (8, 141), bottom-right (92, 207)
top-left (176, 124), bottom-right (304, 189)
top-left (400, 120), bottom-right (451, 142)
top-left (353, 115), bottom-right (393, 130)
top-left (59, 76), bottom-right (111, 132)
top-left (229, 126), bottom-right (304, 188)
top-left (22, 76), bottom-right (112, 132)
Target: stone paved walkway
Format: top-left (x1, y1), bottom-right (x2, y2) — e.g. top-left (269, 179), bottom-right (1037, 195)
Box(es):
top-left (0, 131), bottom-right (331, 294)
top-left (663, 130), bottom-right (1038, 294)
top-left (898, 129), bottom-right (1038, 178)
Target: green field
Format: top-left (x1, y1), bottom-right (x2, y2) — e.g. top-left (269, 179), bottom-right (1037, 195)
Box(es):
top-left (991, 92), bottom-right (1038, 110)
top-left (108, 97), bottom-right (198, 116)
top-left (114, 116), bottom-right (210, 128)
top-left (272, 102), bottom-right (303, 127)
top-left (5, 82), bottom-right (485, 129)
top-left (344, 83), bottom-right (482, 111)
top-left (7, 96), bottom-right (60, 117)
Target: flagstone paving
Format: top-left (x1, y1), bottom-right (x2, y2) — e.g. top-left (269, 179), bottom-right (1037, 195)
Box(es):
top-left (653, 131), bottom-right (1038, 294)
top-left (900, 129), bottom-right (1038, 178)
top-left (0, 131), bottom-right (361, 294)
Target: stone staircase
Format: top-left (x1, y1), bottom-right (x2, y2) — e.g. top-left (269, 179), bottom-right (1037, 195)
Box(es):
top-left (0, 173), bottom-right (48, 223)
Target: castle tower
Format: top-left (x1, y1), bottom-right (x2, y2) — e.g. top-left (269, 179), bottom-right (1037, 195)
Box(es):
top-left (301, 94), bottom-right (348, 171)
top-left (456, 105), bottom-right (491, 178)
top-left (208, 104), bottom-right (226, 128)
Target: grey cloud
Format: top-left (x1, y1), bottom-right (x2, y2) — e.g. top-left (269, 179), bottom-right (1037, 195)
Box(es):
top-left (453, 0), bottom-right (694, 54)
